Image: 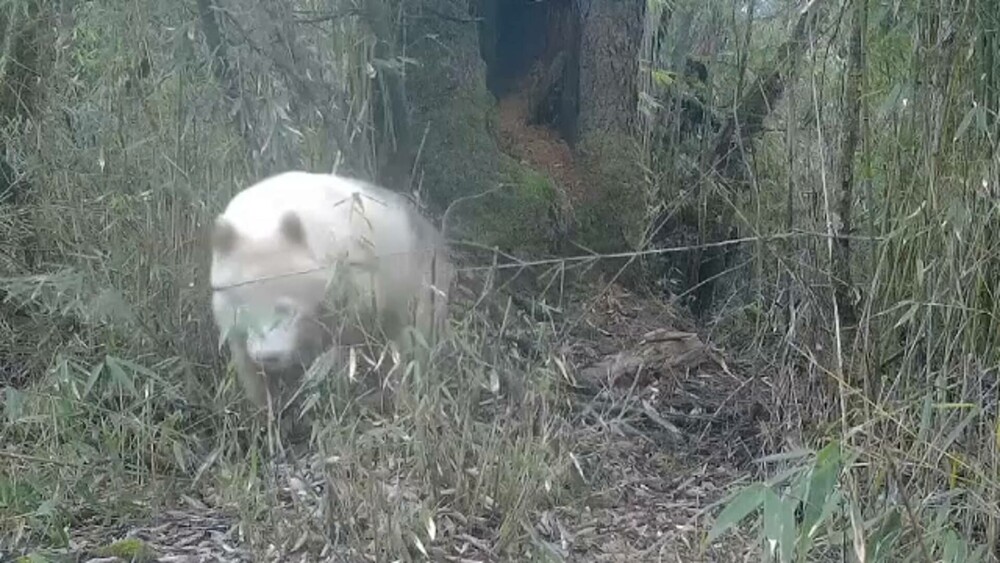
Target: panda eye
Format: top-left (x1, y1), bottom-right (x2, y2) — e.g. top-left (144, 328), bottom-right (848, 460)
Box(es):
top-left (274, 302), bottom-right (297, 318)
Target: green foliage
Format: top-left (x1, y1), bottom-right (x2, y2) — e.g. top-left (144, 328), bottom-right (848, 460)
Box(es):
top-left (0, 351), bottom-right (205, 546)
top-left (463, 161), bottom-right (559, 255)
top-left (574, 133), bottom-right (647, 254)
top-left (669, 0), bottom-right (1000, 556)
top-left (709, 441), bottom-right (987, 562)
top-left (93, 539), bottom-right (158, 561)
top-left (14, 556), bottom-right (62, 563)
top-left (707, 443), bottom-right (843, 561)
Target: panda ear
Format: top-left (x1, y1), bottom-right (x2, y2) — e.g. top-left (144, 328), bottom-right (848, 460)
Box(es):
top-left (280, 211), bottom-right (307, 247)
top-left (212, 217), bottom-right (239, 255)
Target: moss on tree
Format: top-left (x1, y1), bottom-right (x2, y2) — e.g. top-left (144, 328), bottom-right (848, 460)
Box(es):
top-left (462, 161), bottom-right (559, 255)
top-left (573, 132), bottom-right (647, 255)
top-left (406, 1), bottom-right (561, 256)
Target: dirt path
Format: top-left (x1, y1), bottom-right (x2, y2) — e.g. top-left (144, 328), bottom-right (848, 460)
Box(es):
top-left (6, 92), bottom-right (765, 563)
top-left (10, 282), bottom-right (763, 562)
top-left (483, 89), bottom-right (765, 559)
top-left (495, 74), bottom-right (588, 209)
top-left (549, 282), bottom-right (763, 561)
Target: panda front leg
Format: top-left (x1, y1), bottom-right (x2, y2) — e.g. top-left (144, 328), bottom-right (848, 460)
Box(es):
top-left (228, 338), bottom-right (270, 411)
top-left (228, 338), bottom-right (301, 456)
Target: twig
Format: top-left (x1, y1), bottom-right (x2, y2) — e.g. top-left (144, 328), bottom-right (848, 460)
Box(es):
top-left (440, 183), bottom-right (511, 242)
top-left (413, 6), bottom-right (482, 24)
top-left (292, 9), bottom-right (361, 25)
top-left (209, 231), bottom-right (886, 291)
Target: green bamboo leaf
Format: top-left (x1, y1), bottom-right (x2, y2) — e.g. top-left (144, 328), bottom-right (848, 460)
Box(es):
top-left (4, 387), bottom-right (24, 422)
top-left (82, 360), bottom-right (104, 399)
top-left (942, 528), bottom-right (966, 563)
top-left (867, 507), bottom-right (901, 563)
top-left (103, 356), bottom-right (137, 396)
top-left (754, 448), bottom-right (813, 465)
top-left (798, 441), bottom-right (842, 551)
top-left (707, 483), bottom-right (768, 543)
top-left (762, 488), bottom-right (796, 563)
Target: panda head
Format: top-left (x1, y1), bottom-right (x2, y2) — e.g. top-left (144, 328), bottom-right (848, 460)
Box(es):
top-left (210, 210), bottom-right (332, 372)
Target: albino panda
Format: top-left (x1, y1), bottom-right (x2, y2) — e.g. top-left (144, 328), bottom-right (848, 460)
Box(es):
top-left (209, 170), bottom-right (453, 410)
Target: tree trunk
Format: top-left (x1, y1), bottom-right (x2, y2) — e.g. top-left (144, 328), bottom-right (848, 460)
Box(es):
top-left (404, 0), bottom-right (506, 210)
top-left (575, 0), bottom-right (645, 140)
top-left (834, 0), bottom-right (865, 331)
top-left (364, 0), bottom-right (414, 191)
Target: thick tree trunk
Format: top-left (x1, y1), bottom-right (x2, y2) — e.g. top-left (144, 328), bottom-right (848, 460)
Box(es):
top-left (405, 0), bottom-right (505, 210)
top-left (575, 0), bottom-right (645, 140)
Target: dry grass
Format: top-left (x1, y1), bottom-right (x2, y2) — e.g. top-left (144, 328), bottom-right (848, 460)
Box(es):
top-left (1, 266), bottom-right (766, 561)
top-left (4, 0), bottom-right (1000, 561)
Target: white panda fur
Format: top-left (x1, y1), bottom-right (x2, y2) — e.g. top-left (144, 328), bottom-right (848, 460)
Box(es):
top-left (209, 170), bottom-right (453, 409)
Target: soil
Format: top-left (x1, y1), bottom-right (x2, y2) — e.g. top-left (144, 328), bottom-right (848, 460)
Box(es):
top-left (495, 70), bottom-right (589, 209)
top-left (6, 83), bottom-right (767, 563)
top-left (550, 281), bottom-right (764, 561)
top-left (19, 280), bottom-right (765, 562)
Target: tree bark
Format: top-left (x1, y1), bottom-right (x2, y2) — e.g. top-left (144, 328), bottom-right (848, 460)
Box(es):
top-left (403, 0), bottom-right (506, 210)
top-left (575, 0), bottom-right (645, 140)
top-left (364, 0), bottom-right (414, 191)
top-left (834, 0), bottom-right (866, 330)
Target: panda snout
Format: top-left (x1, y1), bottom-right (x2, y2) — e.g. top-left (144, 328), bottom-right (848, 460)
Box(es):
top-left (254, 350), bottom-right (292, 370)
top-left (247, 338), bottom-right (298, 371)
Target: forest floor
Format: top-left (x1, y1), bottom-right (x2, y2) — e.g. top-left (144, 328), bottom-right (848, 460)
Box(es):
top-left (4, 80), bottom-right (768, 563)
top-left (33, 280), bottom-right (766, 562)
top-left (495, 82), bottom-right (587, 207)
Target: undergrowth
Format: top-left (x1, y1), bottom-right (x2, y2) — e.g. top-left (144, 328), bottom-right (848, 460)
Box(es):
top-left (1, 295), bottom-right (576, 558)
top-left (5, 0), bottom-right (1000, 560)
